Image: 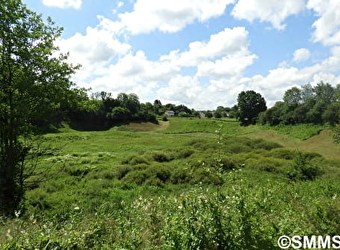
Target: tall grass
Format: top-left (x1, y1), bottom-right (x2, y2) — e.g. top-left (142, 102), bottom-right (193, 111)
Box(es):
top-left (1, 118), bottom-right (339, 249)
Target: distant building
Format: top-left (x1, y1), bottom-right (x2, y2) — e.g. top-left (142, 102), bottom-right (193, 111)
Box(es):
top-left (198, 111), bottom-right (206, 118)
top-left (164, 110), bottom-right (175, 117)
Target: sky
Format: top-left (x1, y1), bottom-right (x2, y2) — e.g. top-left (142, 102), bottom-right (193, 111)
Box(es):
top-left (22, 0), bottom-right (340, 110)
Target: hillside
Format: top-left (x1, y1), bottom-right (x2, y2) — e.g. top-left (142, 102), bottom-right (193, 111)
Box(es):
top-left (1, 118), bottom-right (340, 249)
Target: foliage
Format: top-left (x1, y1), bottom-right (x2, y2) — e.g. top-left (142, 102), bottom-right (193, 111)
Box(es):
top-left (0, 0), bottom-right (78, 215)
top-left (0, 118), bottom-right (340, 248)
top-left (237, 90), bottom-right (267, 125)
top-left (287, 152), bottom-right (324, 181)
top-left (334, 124), bottom-right (340, 144)
top-left (261, 82), bottom-right (340, 126)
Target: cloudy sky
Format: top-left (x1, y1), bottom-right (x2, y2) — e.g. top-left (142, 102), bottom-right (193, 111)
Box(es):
top-left (23, 0), bottom-right (340, 109)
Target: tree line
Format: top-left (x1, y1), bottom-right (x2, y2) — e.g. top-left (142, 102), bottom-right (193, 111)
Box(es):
top-left (258, 82), bottom-right (340, 126)
top-left (66, 91), bottom-right (193, 130)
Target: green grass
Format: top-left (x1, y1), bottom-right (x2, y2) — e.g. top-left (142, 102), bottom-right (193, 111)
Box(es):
top-left (260, 123), bottom-right (326, 140)
top-left (1, 118), bottom-right (340, 249)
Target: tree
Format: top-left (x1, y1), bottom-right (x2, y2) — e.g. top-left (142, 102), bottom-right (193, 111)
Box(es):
top-left (301, 83), bottom-right (314, 103)
top-left (283, 87), bottom-right (302, 107)
top-left (237, 90), bottom-right (267, 125)
top-left (313, 82), bottom-right (336, 104)
top-left (0, 0), bottom-right (78, 215)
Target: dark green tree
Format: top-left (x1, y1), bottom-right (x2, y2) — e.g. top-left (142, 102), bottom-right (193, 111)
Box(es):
top-left (313, 81), bottom-right (336, 104)
top-left (237, 90), bottom-right (267, 125)
top-left (0, 0), bottom-right (78, 215)
top-left (283, 87), bottom-right (302, 107)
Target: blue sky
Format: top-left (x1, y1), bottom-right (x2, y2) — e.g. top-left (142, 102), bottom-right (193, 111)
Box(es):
top-left (22, 0), bottom-right (340, 109)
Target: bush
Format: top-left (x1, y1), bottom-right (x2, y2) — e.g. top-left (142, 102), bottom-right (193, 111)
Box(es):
top-left (287, 152), bottom-right (324, 181)
top-left (270, 148), bottom-right (296, 160)
top-left (191, 168), bottom-right (223, 185)
top-left (174, 148), bottom-right (195, 159)
top-left (121, 154), bottom-right (149, 165)
top-left (114, 165), bottom-right (133, 180)
top-left (170, 167), bottom-right (191, 184)
top-left (146, 151), bottom-right (174, 162)
top-left (245, 157), bottom-right (284, 173)
top-left (122, 170), bottom-right (148, 185)
top-left (145, 165), bottom-right (171, 183)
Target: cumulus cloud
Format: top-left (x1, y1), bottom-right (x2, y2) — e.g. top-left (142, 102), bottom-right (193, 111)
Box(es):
top-left (57, 16), bottom-right (130, 81)
top-left (246, 44), bottom-right (340, 106)
top-left (197, 53), bottom-right (257, 77)
top-left (118, 0), bottom-right (235, 34)
top-left (197, 55), bottom-right (257, 77)
top-left (42, 0), bottom-right (82, 9)
top-left (232, 0), bottom-right (305, 30)
top-left (161, 27), bottom-right (254, 68)
top-left (157, 75), bottom-right (203, 106)
top-left (293, 48), bottom-right (311, 62)
top-left (77, 50), bottom-right (180, 102)
top-left (307, 0), bottom-right (340, 45)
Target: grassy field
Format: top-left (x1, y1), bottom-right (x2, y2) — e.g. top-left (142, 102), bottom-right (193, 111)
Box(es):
top-left (1, 118), bottom-right (340, 249)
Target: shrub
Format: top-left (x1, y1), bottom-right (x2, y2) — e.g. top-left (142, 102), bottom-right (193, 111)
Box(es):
top-left (270, 148), bottom-right (296, 160)
top-left (146, 151), bottom-right (174, 162)
top-left (287, 152), bottom-right (324, 181)
top-left (191, 168), bottom-right (223, 185)
top-left (253, 139), bottom-right (282, 150)
top-left (65, 165), bottom-right (93, 177)
top-left (122, 170), bottom-right (148, 185)
top-left (145, 165), bottom-right (171, 183)
top-left (170, 167), bottom-right (191, 184)
top-left (114, 165), bottom-right (133, 180)
top-left (121, 154), bottom-right (149, 165)
top-left (174, 148), bottom-right (195, 159)
top-left (245, 157), bottom-right (284, 173)
top-left (144, 176), bottom-right (164, 187)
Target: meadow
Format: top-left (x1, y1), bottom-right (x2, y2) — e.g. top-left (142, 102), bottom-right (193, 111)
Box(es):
top-left (1, 118), bottom-right (340, 249)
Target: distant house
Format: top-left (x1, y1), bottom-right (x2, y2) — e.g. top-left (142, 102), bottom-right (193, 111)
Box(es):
top-left (198, 111), bottom-right (206, 118)
top-left (164, 110), bottom-right (175, 117)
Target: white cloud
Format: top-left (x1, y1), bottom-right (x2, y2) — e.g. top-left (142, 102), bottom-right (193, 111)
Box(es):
top-left (161, 27), bottom-right (257, 78)
top-left (157, 75), bottom-right (203, 106)
top-left (307, 0), bottom-right (340, 45)
top-left (77, 50), bottom-right (180, 102)
top-left (293, 48), bottom-right (311, 62)
top-left (57, 16), bottom-right (130, 81)
top-left (246, 44), bottom-right (340, 106)
top-left (42, 0), bottom-right (82, 9)
top-left (197, 53), bottom-right (257, 77)
top-left (118, 0), bottom-right (235, 34)
top-left (112, 51), bottom-right (180, 82)
top-left (161, 27), bottom-right (253, 68)
top-left (232, 0), bottom-right (305, 30)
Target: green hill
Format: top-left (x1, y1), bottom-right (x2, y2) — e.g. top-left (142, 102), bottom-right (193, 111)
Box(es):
top-left (1, 118), bottom-right (340, 249)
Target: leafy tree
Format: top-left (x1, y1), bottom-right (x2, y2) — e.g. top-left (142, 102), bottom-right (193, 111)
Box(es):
top-left (108, 107), bottom-right (130, 122)
top-left (283, 87), bottom-right (302, 107)
top-left (313, 81), bottom-right (336, 104)
top-left (301, 83), bottom-right (314, 103)
top-left (229, 105), bottom-right (240, 119)
top-left (322, 103), bottom-right (340, 125)
top-left (0, 0), bottom-right (78, 215)
top-left (237, 90), bottom-right (267, 125)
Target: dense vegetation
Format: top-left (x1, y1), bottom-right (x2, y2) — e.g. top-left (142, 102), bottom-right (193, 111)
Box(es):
top-left (259, 82), bottom-right (340, 126)
top-left (66, 92), bottom-right (194, 131)
top-left (0, 0), bottom-right (79, 215)
top-left (1, 1), bottom-right (340, 249)
top-left (1, 118), bottom-right (340, 249)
